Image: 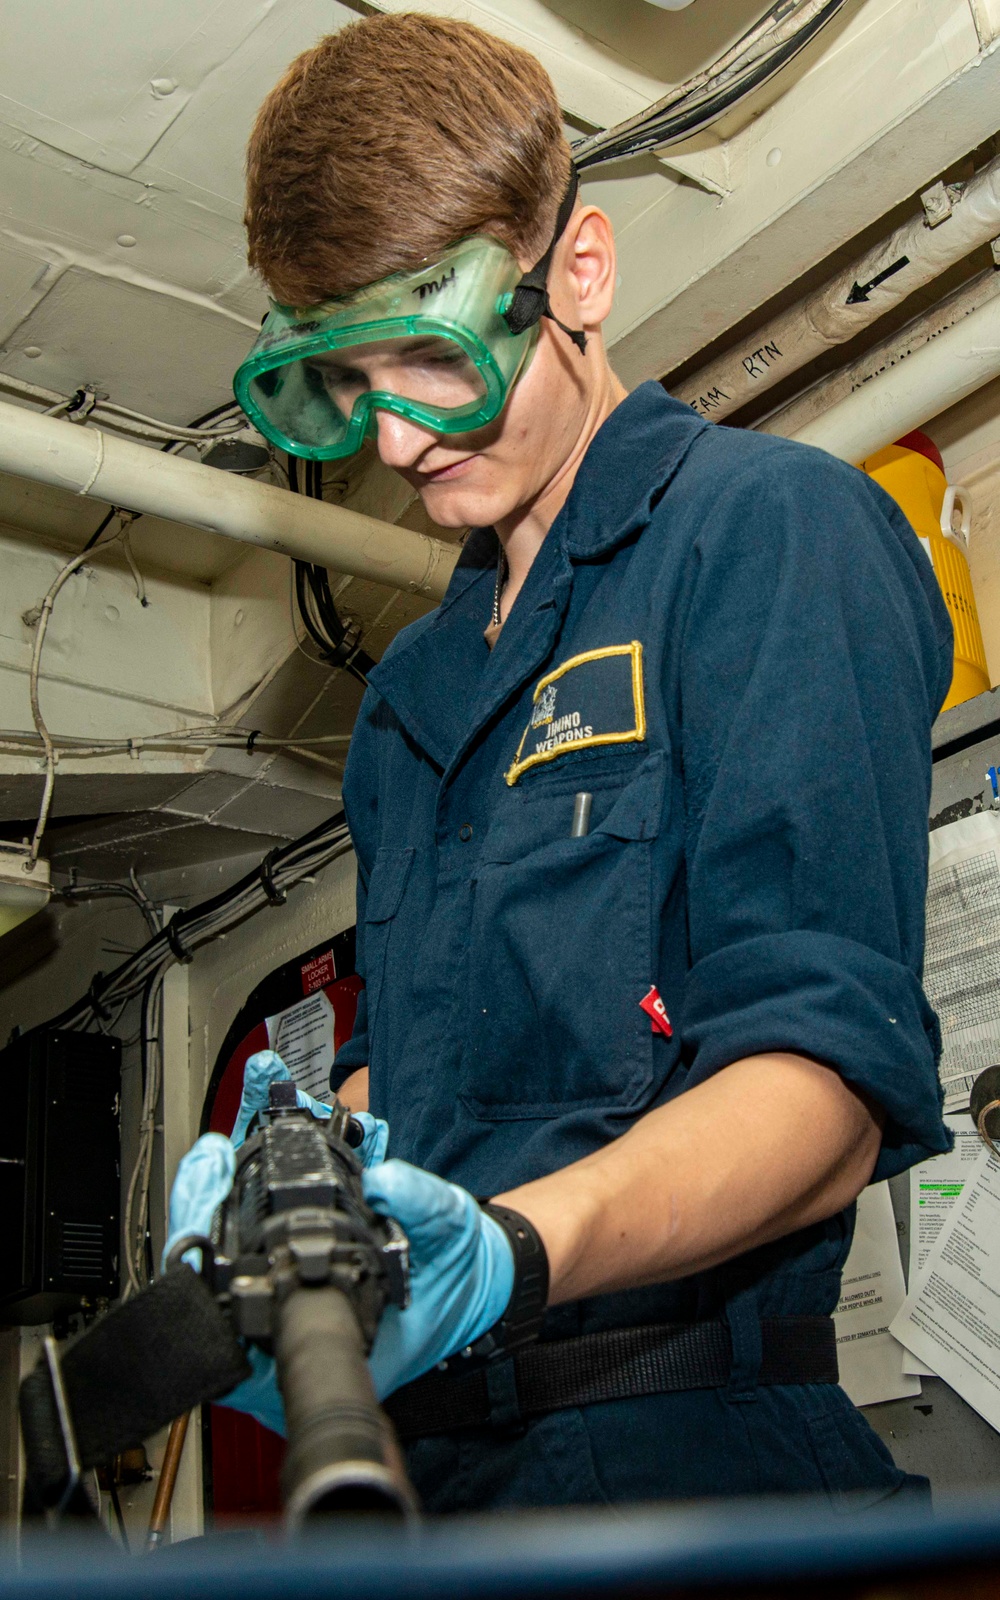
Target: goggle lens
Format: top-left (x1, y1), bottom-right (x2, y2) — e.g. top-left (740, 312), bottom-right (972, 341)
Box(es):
top-left (305, 334), bottom-right (487, 420)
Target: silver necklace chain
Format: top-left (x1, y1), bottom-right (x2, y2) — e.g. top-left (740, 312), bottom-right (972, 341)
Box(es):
top-left (491, 548), bottom-right (508, 629)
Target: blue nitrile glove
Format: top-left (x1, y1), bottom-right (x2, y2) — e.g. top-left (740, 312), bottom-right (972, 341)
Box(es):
top-left (361, 1160), bottom-right (516, 1400)
top-left (163, 1133), bottom-right (234, 1267)
top-left (164, 1133), bottom-right (287, 1436)
top-left (354, 1111), bottom-right (390, 1167)
top-left (230, 1049), bottom-right (331, 1148)
top-left (231, 1049), bottom-right (388, 1165)
top-left (215, 1343), bottom-right (286, 1437)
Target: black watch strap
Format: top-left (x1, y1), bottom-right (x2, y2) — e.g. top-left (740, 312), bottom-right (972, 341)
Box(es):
top-left (471, 1202), bottom-right (549, 1361)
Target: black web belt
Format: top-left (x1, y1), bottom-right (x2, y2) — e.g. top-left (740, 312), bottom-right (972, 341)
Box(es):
top-left (385, 1315), bottom-right (838, 1442)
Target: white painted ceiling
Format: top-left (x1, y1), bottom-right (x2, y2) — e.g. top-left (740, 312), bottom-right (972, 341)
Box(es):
top-left (0, 0), bottom-right (765, 435)
top-left (0, 0), bottom-right (996, 576)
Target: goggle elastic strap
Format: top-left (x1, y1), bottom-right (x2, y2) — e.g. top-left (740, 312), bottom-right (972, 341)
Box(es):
top-left (501, 168), bottom-right (587, 356)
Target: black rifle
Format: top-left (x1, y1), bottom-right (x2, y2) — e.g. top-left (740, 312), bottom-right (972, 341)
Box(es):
top-left (165, 1081), bottom-right (415, 1522)
top-left (20, 1082), bottom-right (416, 1529)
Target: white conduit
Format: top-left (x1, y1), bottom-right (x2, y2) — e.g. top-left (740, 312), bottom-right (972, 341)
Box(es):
top-left (758, 269), bottom-right (1000, 440)
top-left (0, 399), bottom-right (459, 601)
top-left (675, 154), bottom-right (1000, 422)
top-left (785, 290), bottom-right (1000, 463)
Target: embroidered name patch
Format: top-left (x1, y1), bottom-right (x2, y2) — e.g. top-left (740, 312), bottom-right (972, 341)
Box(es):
top-left (505, 642), bottom-right (646, 786)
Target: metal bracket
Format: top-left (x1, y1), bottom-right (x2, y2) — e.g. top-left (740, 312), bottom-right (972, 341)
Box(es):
top-left (230, 1274), bottom-right (275, 1341)
top-left (288, 1234), bottom-right (335, 1285)
top-left (64, 384), bottom-right (106, 424)
top-left (921, 181), bottom-right (954, 228)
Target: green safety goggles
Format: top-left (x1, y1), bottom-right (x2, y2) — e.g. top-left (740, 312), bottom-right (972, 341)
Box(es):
top-left (233, 172), bottom-right (584, 462)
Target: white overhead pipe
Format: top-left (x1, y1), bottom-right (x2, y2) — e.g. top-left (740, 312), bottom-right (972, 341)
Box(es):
top-left (0, 399), bottom-right (459, 601)
top-left (758, 269), bottom-right (1000, 440)
top-left (675, 153), bottom-right (1000, 423)
top-left (784, 289), bottom-right (1000, 463)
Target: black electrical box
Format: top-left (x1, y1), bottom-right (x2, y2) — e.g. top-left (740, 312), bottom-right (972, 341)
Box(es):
top-left (0, 1029), bottom-right (120, 1324)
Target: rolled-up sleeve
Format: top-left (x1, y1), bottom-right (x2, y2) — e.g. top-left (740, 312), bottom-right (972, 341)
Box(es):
top-left (677, 440), bottom-right (954, 1180)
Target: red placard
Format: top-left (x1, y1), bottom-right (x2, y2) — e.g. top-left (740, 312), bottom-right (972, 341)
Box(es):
top-left (301, 949), bottom-right (336, 995)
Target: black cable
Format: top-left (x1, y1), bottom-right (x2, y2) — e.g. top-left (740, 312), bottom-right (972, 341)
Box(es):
top-left (305, 464), bottom-right (375, 680)
top-left (35, 812), bottom-right (349, 1035)
top-left (185, 398), bottom-right (243, 429)
top-left (574, 0), bottom-right (846, 170)
top-left (61, 876), bottom-right (160, 937)
top-left (287, 453), bottom-right (373, 685)
top-left (295, 566), bottom-right (334, 658)
top-left (139, 975), bottom-right (158, 1107)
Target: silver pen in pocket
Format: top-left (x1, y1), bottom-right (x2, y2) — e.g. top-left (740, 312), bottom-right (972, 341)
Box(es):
top-left (570, 792), bottom-right (593, 838)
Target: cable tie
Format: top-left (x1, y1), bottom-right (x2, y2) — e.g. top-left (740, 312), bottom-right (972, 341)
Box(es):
top-left (259, 847), bottom-right (287, 906)
top-left (87, 972), bottom-right (113, 1022)
top-left (164, 915), bottom-right (194, 964)
top-left (246, 729), bottom-right (261, 755)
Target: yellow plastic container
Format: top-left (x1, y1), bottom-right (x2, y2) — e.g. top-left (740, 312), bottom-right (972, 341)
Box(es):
top-left (862, 433), bottom-right (989, 712)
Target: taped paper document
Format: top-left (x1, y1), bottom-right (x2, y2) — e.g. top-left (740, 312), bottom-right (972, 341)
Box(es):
top-left (924, 811), bottom-right (1000, 1113)
top-left (903, 1115), bottom-right (983, 1375)
top-left (834, 1181), bottom-right (920, 1407)
top-left (891, 1144), bottom-right (1000, 1433)
top-left (266, 989), bottom-right (335, 1102)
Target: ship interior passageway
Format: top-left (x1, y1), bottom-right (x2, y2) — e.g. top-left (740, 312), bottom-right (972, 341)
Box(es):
top-left (4, 3), bottom-right (1000, 1595)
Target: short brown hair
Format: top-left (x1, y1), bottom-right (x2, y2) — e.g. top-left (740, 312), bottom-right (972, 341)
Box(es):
top-left (245, 14), bottom-right (572, 306)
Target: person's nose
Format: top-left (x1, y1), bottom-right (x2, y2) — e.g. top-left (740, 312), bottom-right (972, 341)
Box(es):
top-left (373, 407), bottom-right (437, 470)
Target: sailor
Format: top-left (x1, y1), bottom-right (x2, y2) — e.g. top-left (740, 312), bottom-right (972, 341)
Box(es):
top-left (170, 12), bottom-right (951, 1508)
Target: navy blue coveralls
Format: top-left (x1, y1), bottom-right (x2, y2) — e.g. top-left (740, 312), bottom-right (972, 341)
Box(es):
top-left (332, 382), bottom-right (953, 1511)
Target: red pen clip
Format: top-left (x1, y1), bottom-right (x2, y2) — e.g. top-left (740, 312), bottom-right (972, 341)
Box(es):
top-left (640, 985), bottom-right (672, 1038)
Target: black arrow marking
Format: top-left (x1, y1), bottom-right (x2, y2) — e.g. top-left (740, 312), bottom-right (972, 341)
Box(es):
top-left (846, 256), bottom-right (910, 305)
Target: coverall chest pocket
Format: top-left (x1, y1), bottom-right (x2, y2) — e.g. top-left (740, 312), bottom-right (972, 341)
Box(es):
top-left (461, 751), bottom-right (666, 1120)
top-left (363, 846), bottom-right (415, 1066)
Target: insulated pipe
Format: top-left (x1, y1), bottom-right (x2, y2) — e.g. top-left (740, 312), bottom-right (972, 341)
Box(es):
top-left (786, 289), bottom-right (1000, 463)
top-left (675, 153), bottom-right (1000, 423)
top-left (0, 399), bottom-right (459, 601)
top-left (758, 269), bottom-right (1000, 440)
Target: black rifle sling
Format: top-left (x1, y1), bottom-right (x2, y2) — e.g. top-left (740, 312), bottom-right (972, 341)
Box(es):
top-left (19, 1267), bottom-right (249, 1506)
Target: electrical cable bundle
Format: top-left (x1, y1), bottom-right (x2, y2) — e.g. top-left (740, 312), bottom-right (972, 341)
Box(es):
top-left (572, 0), bottom-right (847, 170)
top-left (3, 371), bottom-right (246, 450)
top-left (48, 818), bottom-right (351, 1293)
top-left (79, 401), bottom-right (247, 554)
top-left (289, 458), bottom-right (375, 688)
top-left (43, 812), bottom-right (352, 1035)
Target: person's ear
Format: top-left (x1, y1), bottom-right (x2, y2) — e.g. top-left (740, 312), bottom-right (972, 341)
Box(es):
top-left (555, 205), bottom-right (617, 332)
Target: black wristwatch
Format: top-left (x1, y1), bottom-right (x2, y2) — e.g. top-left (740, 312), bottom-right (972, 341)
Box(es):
top-left (466, 1201), bottom-right (549, 1362)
